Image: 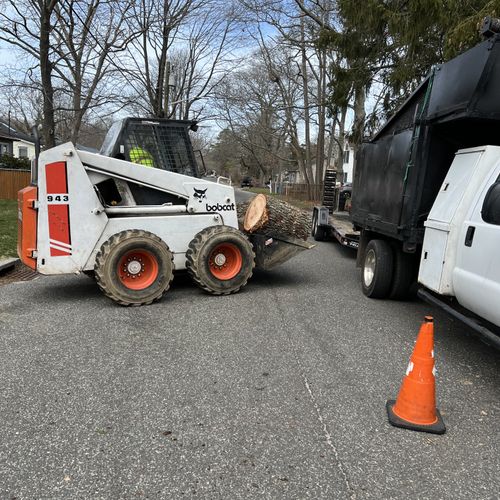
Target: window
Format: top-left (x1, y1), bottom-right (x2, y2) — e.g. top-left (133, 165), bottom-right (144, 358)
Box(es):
top-left (124, 122), bottom-right (197, 177)
top-left (18, 146), bottom-right (28, 158)
top-left (343, 172), bottom-right (348, 183)
top-left (343, 150), bottom-right (350, 164)
top-left (481, 180), bottom-right (500, 225)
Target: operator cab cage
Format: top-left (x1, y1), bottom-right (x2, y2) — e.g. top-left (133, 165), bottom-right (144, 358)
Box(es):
top-left (100, 117), bottom-right (200, 178)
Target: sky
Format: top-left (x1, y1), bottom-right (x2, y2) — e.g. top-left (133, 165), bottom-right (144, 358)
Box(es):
top-left (0, 9), bottom-right (358, 149)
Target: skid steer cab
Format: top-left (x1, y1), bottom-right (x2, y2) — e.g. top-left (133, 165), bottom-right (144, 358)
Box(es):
top-left (18, 141), bottom-right (255, 306)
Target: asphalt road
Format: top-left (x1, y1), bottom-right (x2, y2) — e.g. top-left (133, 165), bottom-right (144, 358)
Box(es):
top-left (0, 241), bottom-right (498, 499)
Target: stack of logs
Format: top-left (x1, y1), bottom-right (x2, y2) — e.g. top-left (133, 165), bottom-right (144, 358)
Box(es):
top-left (237, 194), bottom-right (311, 241)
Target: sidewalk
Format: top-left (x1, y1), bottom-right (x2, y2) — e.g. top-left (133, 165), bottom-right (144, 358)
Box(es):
top-left (0, 257), bottom-right (18, 274)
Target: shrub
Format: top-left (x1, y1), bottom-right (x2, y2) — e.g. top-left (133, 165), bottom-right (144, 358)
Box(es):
top-left (0, 153), bottom-right (30, 170)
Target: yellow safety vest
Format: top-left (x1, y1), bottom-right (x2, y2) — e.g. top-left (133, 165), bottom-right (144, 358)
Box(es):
top-left (129, 147), bottom-right (154, 167)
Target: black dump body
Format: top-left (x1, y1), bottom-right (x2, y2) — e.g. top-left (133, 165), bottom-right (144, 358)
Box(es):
top-left (100, 117), bottom-right (200, 178)
top-left (351, 35), bottom-right (500, 249)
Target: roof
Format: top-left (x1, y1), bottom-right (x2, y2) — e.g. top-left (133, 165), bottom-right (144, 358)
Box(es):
top-left (0, 119), bottom-right (35, 143)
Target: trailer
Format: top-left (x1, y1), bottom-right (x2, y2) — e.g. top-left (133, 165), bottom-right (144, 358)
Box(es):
top-left (311, 208), bottom-right (359, 249)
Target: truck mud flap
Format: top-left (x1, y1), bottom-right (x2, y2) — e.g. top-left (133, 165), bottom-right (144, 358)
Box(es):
top-left (249, 233), bottom-right (314, 271)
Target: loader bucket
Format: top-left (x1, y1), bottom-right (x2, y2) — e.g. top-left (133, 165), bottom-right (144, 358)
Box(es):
top-left (248, 233), bottom-right (314, 271)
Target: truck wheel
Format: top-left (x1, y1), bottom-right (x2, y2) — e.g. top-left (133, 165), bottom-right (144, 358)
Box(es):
top-left (312, 211), bottom-right (326, 241)
top-left (389, 247), bottom-right (418, 300)
top-left (94, 230), bottom-right (174, 306)
top-left (361, 239), bottom-right (394, 298)
top-left (186, 226), bottom-right (255, 295)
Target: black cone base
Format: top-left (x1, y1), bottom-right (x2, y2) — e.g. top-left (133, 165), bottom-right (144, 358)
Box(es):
top-left (386, 400), bottom-right (446, 435)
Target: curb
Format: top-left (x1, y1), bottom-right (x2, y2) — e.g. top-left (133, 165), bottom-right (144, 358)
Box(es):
top-left (0, 258), bottom-right (19, 273)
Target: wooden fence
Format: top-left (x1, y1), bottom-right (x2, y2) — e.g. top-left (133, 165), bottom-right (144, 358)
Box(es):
top-left (0, 169), bottom-right (31, 200)
top-left (275, 182), bottom-right (324, 202)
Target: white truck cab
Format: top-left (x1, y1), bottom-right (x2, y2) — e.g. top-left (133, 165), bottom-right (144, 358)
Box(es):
top-left (419, 146), bottom-right (500, 331)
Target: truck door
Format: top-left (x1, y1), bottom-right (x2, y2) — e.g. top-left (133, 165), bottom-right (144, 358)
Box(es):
top-left (453, 170), bottom-right (500, 327)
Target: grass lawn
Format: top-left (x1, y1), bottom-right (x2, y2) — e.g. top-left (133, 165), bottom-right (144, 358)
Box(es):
top-left (0, 200), bottom-right (18, 259)
top-left (247, 187), bottom-right (276, 196)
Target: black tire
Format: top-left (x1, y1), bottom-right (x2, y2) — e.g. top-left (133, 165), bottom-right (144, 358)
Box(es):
top-left (186, 226), bottom-right (255, 295)
top-left (94, 230), bottom-right (174, 306)
top-left (312, 211), bottom-right (326, 241)
top-left (338, 194), bottom-right (346, 211)
top-left (311, 211), bottom-right (316, 237)
top-left (83, 270), bottom-right (95, 279)
top-left (361, 239), bottom-right (394, 298)
top-left (389, 246), bottom-right (418, 300)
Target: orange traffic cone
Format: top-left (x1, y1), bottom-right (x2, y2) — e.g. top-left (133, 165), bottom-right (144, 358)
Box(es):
top-left (386, 316), bottom-right (446, 434)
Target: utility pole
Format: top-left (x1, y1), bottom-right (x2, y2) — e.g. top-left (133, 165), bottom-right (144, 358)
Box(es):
top-left (163, 61), bottom-right (171, 117)
top-left (163, 62), bottom-right (176, 118)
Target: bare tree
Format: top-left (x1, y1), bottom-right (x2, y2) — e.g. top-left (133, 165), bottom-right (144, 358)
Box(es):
top-left (236, 0), bottom-right (342, 198)
top-left (51, 0), bottom-right (144, 142)
top-left (0, 0), bottom-right (144, 147)
top-left (120, 0), bottom-right (196, 117)
top-left (213, 55), bottom-right (291, 182)
top-left (122, 0), bottom-right (245, 121)
top-left (0, 84), bottom-right (44, 135)
top-left (0, 0), bottom-right (59, 146)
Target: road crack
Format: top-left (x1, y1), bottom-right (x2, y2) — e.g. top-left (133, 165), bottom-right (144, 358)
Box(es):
top-left (270, 289), bottom-right (357, 499)
top-left (302, 373), bottom-right (356, 499)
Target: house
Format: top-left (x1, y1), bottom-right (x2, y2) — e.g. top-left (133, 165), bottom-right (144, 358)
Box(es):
top-left (272, 141), bottom-right (356, 185)
top-left (0, 120), bottom-right (36, 161)
top-left (341, 143), bottom-right (355, 184)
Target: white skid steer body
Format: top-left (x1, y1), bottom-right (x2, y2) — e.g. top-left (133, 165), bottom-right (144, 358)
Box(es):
top-left (35, 143), bottom-right (238, 276)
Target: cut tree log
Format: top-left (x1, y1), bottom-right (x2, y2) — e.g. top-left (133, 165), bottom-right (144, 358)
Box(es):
top-left (236, 200), bottom-right (250, 226)
top-left (242, 194), bottom-right (311, 241)
top-left (243, 194), bottom-right (268, 232)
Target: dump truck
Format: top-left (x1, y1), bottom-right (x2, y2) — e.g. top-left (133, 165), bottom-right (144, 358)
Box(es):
top-left (312, 23), bottom-right (500, 347)
top-left (17, 118), bottom-right (312, 306)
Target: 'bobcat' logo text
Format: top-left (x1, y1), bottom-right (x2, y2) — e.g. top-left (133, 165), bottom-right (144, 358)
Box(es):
top-left (206, 202), bottom-right (235, 212)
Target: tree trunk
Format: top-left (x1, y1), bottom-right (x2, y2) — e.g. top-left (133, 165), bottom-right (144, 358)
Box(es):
top-left (351, 83), bottom-right (366, 180)
top-left (242, 194), bottom-right (311, 241)
top-left (70, 80), bottom-right (83, 144)
top-left (40, 1), bottom-right (56, 149)
top-left (300, 16), bottom-right (314, 199)
top-left (336, 104), bottom-right (347, 183)
top-left (315, 49), bottom-right (327, 201)
top-left (155, 4), bottom-right (171, 117)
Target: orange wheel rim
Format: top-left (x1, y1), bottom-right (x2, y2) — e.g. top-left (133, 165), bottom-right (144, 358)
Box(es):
top-left (117, 250), bottom-right (159, 290)
top-left (209, 243), bottom-right (243, 280)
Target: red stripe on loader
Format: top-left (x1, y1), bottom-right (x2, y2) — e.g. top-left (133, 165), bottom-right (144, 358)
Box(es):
top-left (45, 162), bottom-right (72, 256)
top-left (46, 161), bottom-right (69, 194)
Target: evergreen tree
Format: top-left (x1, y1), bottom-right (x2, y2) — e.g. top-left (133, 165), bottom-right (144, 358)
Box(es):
top-left (319, 0), bottom-right (500, 140)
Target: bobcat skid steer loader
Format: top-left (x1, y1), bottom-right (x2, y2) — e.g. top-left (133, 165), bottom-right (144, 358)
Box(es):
top-left (18, 118), bottom-right (311, 306)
